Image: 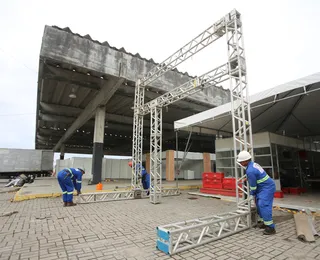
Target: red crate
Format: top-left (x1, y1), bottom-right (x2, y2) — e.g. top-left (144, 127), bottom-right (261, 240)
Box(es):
top-left (200, 188), bottom-right (242, 197)
top-left (274, 191), bottom-right (284, 198)
top-left (299, 188), bottom-right (307, 193)
top-left (289, 187), bottom-right (301, 195)
top-left (223, 178), bottom-right (236, 190)
top-left (281, 188), bottom-right (289, 194)
top-left (202, 172), bottom-right (224, 180)
top-left (204, 183), bottom-right (223, 189)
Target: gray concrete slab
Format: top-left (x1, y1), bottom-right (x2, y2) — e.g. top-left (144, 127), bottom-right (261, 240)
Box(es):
top-left (0, 191), bottom-right (319, 259)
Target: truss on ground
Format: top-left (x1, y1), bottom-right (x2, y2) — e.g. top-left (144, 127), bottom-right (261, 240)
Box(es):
top-left (157, 208), bottom-right (257, 255)
top-left (77, 188), bottom-right (181, 204)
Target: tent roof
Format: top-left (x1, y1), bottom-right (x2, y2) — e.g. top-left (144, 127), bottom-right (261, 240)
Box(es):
top-left (174, 72), bottom-right (320, 140)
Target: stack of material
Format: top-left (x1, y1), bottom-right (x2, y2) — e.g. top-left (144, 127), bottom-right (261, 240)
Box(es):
top-left (294, 209), bottom-right (319, 242)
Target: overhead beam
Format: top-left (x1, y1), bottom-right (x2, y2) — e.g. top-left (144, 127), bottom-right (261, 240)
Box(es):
top-left (39, 102), bottom-right (174, 130)
top-left (53, 77), bottom-right (125, 151)
top-left (117, 86), bottom-right (215, 112)
top-left (43, 62), bottom-right (101, 90)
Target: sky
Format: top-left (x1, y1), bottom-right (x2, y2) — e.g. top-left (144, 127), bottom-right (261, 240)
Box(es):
top-left (0, 0), bottom-right (319, 162)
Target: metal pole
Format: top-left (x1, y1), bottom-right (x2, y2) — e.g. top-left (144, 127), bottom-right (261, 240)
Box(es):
top-left (175, 131), bottom-right (179, 188)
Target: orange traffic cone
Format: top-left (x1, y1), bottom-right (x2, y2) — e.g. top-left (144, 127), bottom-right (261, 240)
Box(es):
top-left (96, 182), bottom-right (103, 191)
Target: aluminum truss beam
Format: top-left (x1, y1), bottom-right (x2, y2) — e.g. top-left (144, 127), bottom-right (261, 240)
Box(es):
top-left (150, 107), bottom-right (163, 204)
top-left (141, 63), bottom-right (229, 115)
top-left (131, 79), bottom-right (145, 190)
top-left (77, 188), bottom-right (180, 204)
top-left (157, 209), bottom-right (257, 255)
top-left (139, 11), bottom-right (231, 87)
top-left (226, 10), bottom-right (253, 212)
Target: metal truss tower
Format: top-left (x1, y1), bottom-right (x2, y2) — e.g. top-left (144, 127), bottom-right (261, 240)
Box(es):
top-left (226, 12), bottom-right (254, 212)
top-left (154, 10), bottom-right (256, 255)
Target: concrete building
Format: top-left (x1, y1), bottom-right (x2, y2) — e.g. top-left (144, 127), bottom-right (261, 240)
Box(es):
top-left (36, 25), bottom-right (230, 182)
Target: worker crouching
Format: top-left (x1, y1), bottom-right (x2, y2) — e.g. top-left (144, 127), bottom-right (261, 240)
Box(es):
top-left (128, 161), bottom-right (150, 194)
top-left (237, 151), bottom-right (276, 235)
top-left (57, 168), bottom-right (85, 207)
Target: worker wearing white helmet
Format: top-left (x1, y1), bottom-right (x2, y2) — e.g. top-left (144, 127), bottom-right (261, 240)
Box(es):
top-left (237, 150), bottom-right (276, 235)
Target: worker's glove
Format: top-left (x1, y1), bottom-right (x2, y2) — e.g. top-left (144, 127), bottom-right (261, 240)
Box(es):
top-left (77, 191), bottom-right (81, 196)
top-left (249, 195), bottom-right (254, 201)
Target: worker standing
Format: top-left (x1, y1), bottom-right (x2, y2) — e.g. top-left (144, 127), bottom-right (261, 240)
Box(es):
top-left (57, 168), bottom-right (85, 207)
top-left (128, 161), bottom-right (150, 193)
top-left (237, 151), bottom-right (276, 235)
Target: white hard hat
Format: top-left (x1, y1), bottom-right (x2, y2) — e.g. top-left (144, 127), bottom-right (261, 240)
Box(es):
top-left (237, 151), bottom-right (252, 162)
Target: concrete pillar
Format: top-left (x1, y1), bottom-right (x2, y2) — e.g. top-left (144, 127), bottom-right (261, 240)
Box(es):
top-left (146, 153), bottom-right (150, 174)
top-left (60, 145), bottom-right (65, 160)
top-left (203, 153), bottom-right (212, 173)
top-left (91, 106), bottom-right (106, 184)
top-left (166, 150), bottom-right (175, 181)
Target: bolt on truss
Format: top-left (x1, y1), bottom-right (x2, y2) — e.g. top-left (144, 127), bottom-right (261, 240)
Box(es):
top-left (77, 188), bottom-right (180, 204)
top-left (131, 79), bottom-right (145, 190)
top-left (157, 209), bottom-right (257, 255)
top-left (226, 10), bottom-right (253, 212)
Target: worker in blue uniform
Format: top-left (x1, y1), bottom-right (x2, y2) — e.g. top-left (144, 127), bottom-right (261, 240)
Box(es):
top-left (57, 168), bottom-right (85, 207)
top-left (128, 161), bottom-right (150, 193)
top-left (237, 151), bottom-right (276, 235)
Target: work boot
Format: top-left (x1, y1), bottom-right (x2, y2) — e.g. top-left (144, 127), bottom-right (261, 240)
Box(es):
top-left (257, 221), bottom-right (266, 229)
top-left (263, 226), bottom-right (276, 235)
top-left (63, 202), bottom-right (67, 207)
top-left (66, 202), bottom-right (77, 207)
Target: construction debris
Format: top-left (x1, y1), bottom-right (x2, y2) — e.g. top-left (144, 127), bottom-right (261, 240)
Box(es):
top-left (294, 210), bottom-right (319, 243)
top-left (0, 211), bottom-right (18, 217)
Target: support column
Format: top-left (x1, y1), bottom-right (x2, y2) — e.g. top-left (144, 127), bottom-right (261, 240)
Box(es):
top-left (60, 145), bottom-right (65, 160)
top-left (203, 153), bottom-right (212, 172)
top-left (146, 153), bottom-right (150, 174)
top-left (91, 106), bottom-right (106, 184)
top-left (166, 150), bottom-right (175, 181)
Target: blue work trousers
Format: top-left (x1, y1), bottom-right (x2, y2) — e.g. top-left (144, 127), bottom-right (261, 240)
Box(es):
top-left (256, 183), bottom-right (276, 228)
top-left (57, 171), bottom-right (74, 202)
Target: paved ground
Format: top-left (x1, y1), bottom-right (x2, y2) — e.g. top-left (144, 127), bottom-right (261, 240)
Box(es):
top-left (13, 178), bottom-right (201, 201)
top-left (0, 189), bottom-right (319, 260)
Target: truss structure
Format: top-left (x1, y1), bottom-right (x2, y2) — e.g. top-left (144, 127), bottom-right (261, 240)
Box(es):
top-left (77, 188), bottom-right (180, 204)
top-left (157, 209), bottom-right (257, 255)
top-left (132, 10), bottom-right (240, 204)
top-left (142, 9), bottom-right (256, 255)
top-left (225, 11), bottom-right (253, 211)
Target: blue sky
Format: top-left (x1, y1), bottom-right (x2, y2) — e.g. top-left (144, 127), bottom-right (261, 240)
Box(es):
top-left (0, 0), bottom-right (319, 162)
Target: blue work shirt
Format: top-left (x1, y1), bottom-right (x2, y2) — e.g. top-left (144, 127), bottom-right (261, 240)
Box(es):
top-left (245, 161), bottom-right (275, 196)
top-left (66, 168), bottom-right (83, 192)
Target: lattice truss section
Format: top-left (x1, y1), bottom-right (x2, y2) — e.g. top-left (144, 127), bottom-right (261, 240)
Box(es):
top-left (226, 11), bottom-right (254, 211)
top-left (77, 188), bottom-right (180, 204)
top-left (131, 79), bottom-right (145, 189)
top-left (156, 211), bottom-right (251, 255)
top-left (149, 107), bottom-right (163, 204)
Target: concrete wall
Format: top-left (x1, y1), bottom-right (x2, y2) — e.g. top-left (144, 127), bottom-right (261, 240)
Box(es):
top-left (55, 152), bottom-right (215, 180)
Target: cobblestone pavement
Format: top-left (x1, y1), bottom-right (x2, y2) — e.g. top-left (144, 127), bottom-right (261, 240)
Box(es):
top-left (0, 190), bottom-right (319, 260)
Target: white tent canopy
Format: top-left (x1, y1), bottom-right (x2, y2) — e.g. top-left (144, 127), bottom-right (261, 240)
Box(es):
top-left (174, 72), bottom-right (320, 140)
